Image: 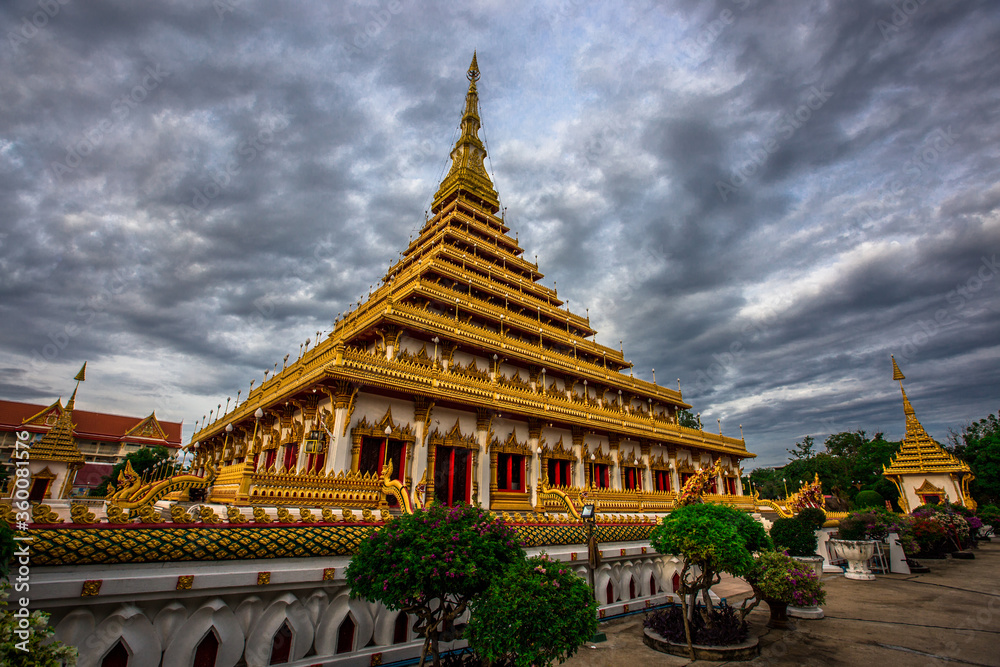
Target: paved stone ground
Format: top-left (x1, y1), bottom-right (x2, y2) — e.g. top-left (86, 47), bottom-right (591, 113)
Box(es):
top-left (563, 540), bottom-right (1000, 666)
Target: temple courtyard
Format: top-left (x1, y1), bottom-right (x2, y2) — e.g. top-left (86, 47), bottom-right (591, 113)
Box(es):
top-left (562, 540), bottom-right (999, 667)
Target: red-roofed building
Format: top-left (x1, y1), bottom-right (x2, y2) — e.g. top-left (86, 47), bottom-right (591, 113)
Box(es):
top-left (0, 398), bottom-right (182, 493)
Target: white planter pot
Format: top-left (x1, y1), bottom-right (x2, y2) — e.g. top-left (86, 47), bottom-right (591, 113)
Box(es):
top-left (789, 555), bottom-right (825, 618)
top-left (830, 539), bottom-right (876, 580)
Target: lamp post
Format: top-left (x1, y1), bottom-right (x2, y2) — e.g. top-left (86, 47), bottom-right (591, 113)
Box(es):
top-left (782, 477), bottom-right (789, 498)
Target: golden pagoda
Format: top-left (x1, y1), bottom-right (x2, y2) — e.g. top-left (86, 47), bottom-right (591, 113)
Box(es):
top-left (21, 364), bottom-right (87, 500)
top-left (883, 356), bottom-right (975, 512)
top-left (189, 54), bottom-right (755, 514)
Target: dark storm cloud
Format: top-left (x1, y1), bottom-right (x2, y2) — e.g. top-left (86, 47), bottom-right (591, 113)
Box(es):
top-left (1, 0), bottom-right (997, 463)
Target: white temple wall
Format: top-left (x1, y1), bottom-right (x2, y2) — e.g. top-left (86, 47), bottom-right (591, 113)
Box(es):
top-left (39, 545), bottom-right (680, 667)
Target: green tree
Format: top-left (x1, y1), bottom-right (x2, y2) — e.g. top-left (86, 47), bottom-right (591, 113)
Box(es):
top-left (466, 554), bottom-right (597, 667)
top-left (345, 503), bottom-right (523, 667)
top-left (677, 409), bottom-right (699, 429)
top-left (89, 445), bottom-right (173, 497)
top-left (0, 522), bottom-right (14, 579)
top-left (1, 582), bottom-right (77, 666)
top-left (650, 504), bottom-right (771, 655)
top-left (949, 412), bottom-right (1000, 506)
top-left (787, 435), bottom-right (816, 460)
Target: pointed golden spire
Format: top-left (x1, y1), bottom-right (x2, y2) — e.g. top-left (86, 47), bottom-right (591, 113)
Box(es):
top-left (431, 52), bottom-right (500, 215)
top-left (891, 355), bottom-right (904, 382)
top-left (67, 361), bottom-right (87, 410)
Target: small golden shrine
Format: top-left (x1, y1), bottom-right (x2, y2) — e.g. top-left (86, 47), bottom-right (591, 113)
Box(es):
top-left (882, 356), bottom-right (975, 512)
top-left (187, 54), bottom-right (756, 515)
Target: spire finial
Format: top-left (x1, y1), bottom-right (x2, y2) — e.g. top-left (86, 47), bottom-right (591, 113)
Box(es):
top-left (67, 361), bottom-right (87, 410)
top-left (891, 355), bottom-right (905, 382)
top-left (431, 53), bottom-right (500, 214)
top-left (468, 51), bottom-right (480, 81)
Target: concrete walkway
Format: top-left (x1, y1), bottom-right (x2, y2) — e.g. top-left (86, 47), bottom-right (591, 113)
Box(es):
top-left (564, 540), bottom-right (1000, 666)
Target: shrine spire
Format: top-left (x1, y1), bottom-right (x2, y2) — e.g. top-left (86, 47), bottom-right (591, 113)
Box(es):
top-left (431, 52), bottom-right (501, 214)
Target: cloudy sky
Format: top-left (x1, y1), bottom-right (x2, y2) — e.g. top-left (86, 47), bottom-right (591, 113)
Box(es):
top-left (2, 0), bottom-right (998, 468)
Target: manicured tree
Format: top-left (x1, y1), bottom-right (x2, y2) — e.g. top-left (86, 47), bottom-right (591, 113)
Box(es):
top-left (345, 503), bottom-right (522, 667)
top-left (796, 507), bottom-right (828, 530)
top-left (466, 554), bottom-right (598, 667)
top-left (770, 517), bottom-right (818, 557)
top-left (854, 490), bottom-right (884, 509)
top-left (650, 504), bottom-right (771, 656)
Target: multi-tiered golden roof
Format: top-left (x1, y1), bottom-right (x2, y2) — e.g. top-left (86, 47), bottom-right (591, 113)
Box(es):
top-left (189, 54), bottom-right (755, 513)
top-left (883, 356), bottom-right (974, 511)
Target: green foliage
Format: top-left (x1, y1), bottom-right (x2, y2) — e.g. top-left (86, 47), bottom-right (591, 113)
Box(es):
top-left (1, 582), bottom-right (77, 666)
top-left (854, 490), bottom-right (884, 509)
top-left (836, 513), bottom-right (869, 541)
top-left (769, 517), bottom-right (818, 557)
top-left (650, 504), bottom-right (769, 580)
top-left (346, 503), bottom-right (522, 665)
top-left (949, 412), bottom-right (1000, 506)
top-left (677, 409), bottom-right (699, 429)
top-left (466, 555), bottom-right (597, 667)
top-left (0, 522), bottom-right (14, 579)
top-left (796, 507), bottom-right (827, 529)
top-left (88, 445), bottom-right (173, 497)
top-left (745, 551), bottom-right (825, 607)
top-left (787, 435), bottom-right (816, 460)
top-left (977, 504), bottom-right (1000, 528)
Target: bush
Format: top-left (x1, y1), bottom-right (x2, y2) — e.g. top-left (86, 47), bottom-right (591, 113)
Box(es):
top-left (796, 507), bottom-right (827, 529)
top-left (836, 512), bottom-right (869, 540)
top-left (745, 551), bottom-right (826, 607)
top-left (1, 582), bottom-right (78, 666)
top-left (854, 490), bottom-right (884, 509)
top-left (977, 504), bottom-right (1000, 531)
top-left (466, 555), bottom-right (597, 667)
top-left (770, 518), bottom-right (818, 557)
top-left (346, 503), bottom-right (523, 665)
top-left (644, 603), bottom-right (749, 646)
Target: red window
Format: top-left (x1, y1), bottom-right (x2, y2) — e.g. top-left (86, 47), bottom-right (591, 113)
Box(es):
top-left (282, 443), bottom-right (298, 472)
top-left (623, 467), bottom-right (641, 490)
top-left (264, 449), bottom-right (278, 470)
top-left (593, 464), bottom-right (610, 489)
top-left (547, 459), bottom-right (571, 487)
top-left (434, 446), bottom-right (470, 506)
top-left (359, 436), bottom-right (406, 481)
top-left (496, 453), bottom-right (524, 491)
top-left (654, 470), bottom-right (671, 492)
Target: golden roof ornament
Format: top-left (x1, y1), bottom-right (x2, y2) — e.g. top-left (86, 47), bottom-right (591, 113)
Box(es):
top-left (431, 52), bottom-right (500, 214)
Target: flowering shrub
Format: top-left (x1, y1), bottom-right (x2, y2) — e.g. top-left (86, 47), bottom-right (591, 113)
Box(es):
top-left (837, 507), bottom-right (907, 542)
top-left (1, 582), bottom-right (78, 666)
top-left (466, 554), bottom-right (597, 667)
top-left (977, 504), bottom-right (1000, 533)
top-left (745, 551), bottom-right (826, 608)
top-left (346, 503), bottom-right (523, 665)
